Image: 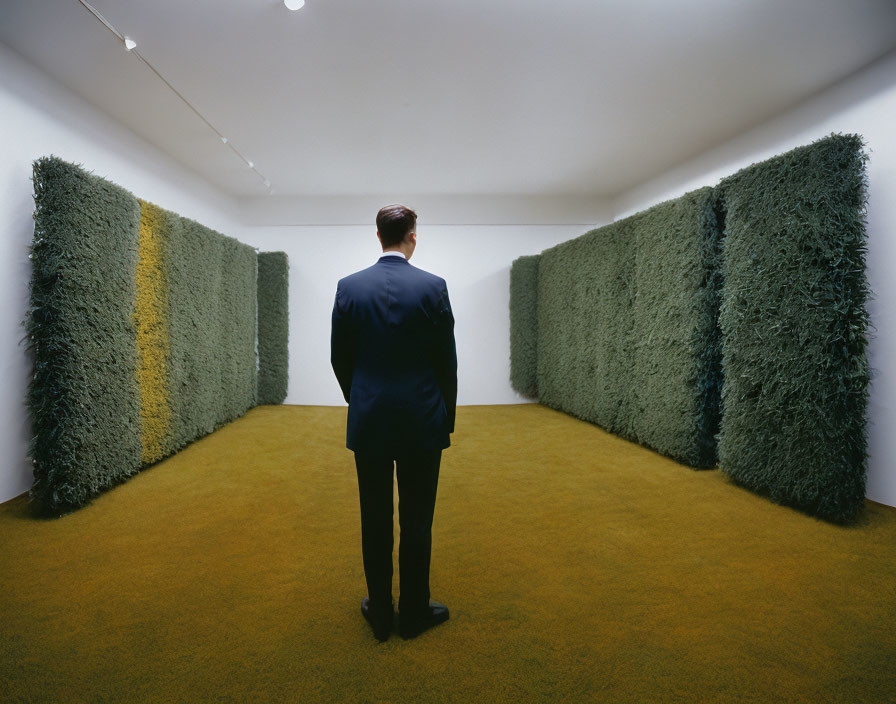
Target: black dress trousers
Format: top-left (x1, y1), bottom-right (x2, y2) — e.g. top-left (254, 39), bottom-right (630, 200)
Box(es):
top-left (354, 447), bottom-right (442, 618)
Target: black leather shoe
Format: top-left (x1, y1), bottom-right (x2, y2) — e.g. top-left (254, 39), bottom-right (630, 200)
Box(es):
top-left (361, 597), bottom-right (394, 642)
top-left (398, 600), bottom-right (450, 640)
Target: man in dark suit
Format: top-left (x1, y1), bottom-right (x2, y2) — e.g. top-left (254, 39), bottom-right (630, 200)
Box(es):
top-left (330, 204), bottom-right (457, 642)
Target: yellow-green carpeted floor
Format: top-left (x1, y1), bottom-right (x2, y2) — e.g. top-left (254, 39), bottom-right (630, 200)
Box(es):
top-left (1, 404), bottom-right (895, 703)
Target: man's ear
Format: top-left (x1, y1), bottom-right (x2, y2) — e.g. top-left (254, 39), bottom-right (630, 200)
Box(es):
top-left (376, 231), bottom-right (382, 245)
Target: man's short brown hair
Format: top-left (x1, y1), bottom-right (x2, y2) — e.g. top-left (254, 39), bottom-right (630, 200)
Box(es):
top-left (377, 204), bottom-right (417, 248)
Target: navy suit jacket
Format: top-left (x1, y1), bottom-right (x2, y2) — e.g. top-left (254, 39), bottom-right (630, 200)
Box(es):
top-left (331, 255), bottom-right (457, 455)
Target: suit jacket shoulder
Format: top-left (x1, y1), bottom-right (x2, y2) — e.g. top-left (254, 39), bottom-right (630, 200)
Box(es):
top-left (337, 262), bottom-right (448, 300)
top-left (336, 263), bottom-right (376, 291)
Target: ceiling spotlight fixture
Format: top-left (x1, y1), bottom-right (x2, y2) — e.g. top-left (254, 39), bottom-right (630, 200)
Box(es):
top-left (77, 0), bottom-right (275, 195)
top-left (284, 0), bottom-right (305, 10)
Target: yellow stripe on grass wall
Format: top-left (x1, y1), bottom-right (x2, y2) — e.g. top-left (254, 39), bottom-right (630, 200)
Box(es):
top-left (135, 200), bottom-right (172, 464)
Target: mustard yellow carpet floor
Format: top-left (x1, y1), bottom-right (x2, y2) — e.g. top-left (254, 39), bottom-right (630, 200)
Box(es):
top-left (1, 404), bottom-right (895, 703)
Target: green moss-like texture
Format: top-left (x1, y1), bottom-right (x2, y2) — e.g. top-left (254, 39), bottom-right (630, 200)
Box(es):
top-left (538, 221), bottom-right (633, 436)
top-left (28, 156), bottom-right (143, 513)
top-left (509, 255), bottom-right (540, 398)
top-left (537, 188), bottom-right (721, 467)
top-left (257, 252), bottom-right (290, 405)
top-left (717, 134), bottom-right (870, 523)
top-left (165, 213), bottom-right (258, 449)
top-left (27, 156), bottom-right (263, 514)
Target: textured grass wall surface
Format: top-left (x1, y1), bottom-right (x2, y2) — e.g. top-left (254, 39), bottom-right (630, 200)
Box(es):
top-left (135, 200), bottom-right (172, 464)
top-left (536, 188), bottom-right (721, 467)
top-left (537, 223), bottom-right (632, 435)
top-left (28, 156), bottom-right (142, 513)
top-left (257, 251), bottom-right (290, 405)
top-left (27, 156), bottom-right (260, 514)
top-left (509, 255), bottom-right (540, 398)
top-left (630, 188), bottom-right (723, 467)
top-left (718, 134), bottom-right (870, 523)
top-left (165, 212), bottom-right (258, 449)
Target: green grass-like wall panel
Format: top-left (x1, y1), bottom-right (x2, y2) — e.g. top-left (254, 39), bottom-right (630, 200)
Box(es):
top-left (509, 254), bottom-right (540, 398)
top-left (165, 213), bottom-right (258, 449)
top-left (28, 156), bottom-right (261, 514)
top-left (28, 157), bottom-right (143, 513)
top-left (717, 134), bottom-right (870, 523)
top-left (257, 251), bottom-right (290, 405)
top-left (536, 188), bottom-right (722, 467)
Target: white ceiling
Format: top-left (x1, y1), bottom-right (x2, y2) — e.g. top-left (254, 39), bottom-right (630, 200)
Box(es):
top-left (2, 0), bottom-right (896, 199)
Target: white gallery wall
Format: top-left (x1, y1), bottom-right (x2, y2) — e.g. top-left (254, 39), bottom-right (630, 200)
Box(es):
top-left (239, 221), bottom-right (605, 407)
top-left (0, 43), bottom-right (246, 504)
top-left (612, 49), bottom-right (896, 509)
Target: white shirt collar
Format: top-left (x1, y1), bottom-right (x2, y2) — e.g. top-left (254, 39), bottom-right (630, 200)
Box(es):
top-left (379, 251), bottom-right (407, 260)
